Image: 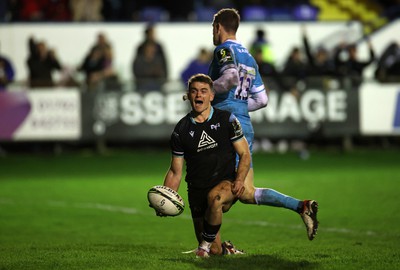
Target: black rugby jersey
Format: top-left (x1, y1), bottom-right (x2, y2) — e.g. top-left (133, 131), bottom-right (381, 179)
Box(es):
top-left (170, 107), bottom-right (244, 189)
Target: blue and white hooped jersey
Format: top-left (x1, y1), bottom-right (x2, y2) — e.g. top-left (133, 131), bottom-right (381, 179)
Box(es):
top-left (208, 39), bottom-right (265, 121)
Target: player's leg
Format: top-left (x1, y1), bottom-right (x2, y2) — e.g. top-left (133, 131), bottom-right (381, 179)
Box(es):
top-left (239, 167), bottom-right (305, 214)
top-left (192, 217), bottom-right (223, 255)
top-left (196, 180), bottom-right (236, 257)
top-left (238, 123), bottom-right (303, 211)
top-left (243, 169), bottom-right (319, 240)
top-left (192, 217), bottom-right (203, 244)
top-left (205, 180), bottom-right (236, 224)
top-left (238, 124), bottom-right (319, 240)
top-left (239, 167), bottom-right (303, 213)
top-left (239, 167), bottom-right (256, 204)
top-left (236, 124), bottom-right (257, 204)
top-left (240, 134), bottom-right (306, 211)
top-left (188, 186), bottom-right (226, 256)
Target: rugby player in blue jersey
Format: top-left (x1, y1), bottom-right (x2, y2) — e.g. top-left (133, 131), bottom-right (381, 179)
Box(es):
top-left (208, 8), bottom-right (319, 247)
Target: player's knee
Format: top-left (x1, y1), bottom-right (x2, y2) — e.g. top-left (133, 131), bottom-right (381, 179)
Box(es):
top-left (208, 182), bottom-right (231, 206)
top-left (208, 191), bottom-right (231, 210)
top-left (207, 191), bottom-right (223, 209)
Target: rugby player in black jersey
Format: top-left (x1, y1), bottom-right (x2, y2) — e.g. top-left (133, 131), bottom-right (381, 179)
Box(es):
top-left (159, 73), bottom-right (251, 257)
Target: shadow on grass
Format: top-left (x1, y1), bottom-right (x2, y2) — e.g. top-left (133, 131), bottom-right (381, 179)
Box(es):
top-left (168, 254), bottom-right (318, 270)
top-left (82, 244), bottom-right (318, 269)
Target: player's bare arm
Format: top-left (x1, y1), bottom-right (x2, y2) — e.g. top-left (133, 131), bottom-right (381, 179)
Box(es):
top-left (248, 89), bottom-right (268, 112)
top-left (163, 156), bottom-right (184, 192)
top-left (213, 67), bottom-right (239, 94)
top-left (232, 137), bottom-right (251, 197)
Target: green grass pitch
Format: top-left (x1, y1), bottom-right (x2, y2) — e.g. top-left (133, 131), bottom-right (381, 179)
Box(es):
top-left (0, 148), bottom-right (399, 269)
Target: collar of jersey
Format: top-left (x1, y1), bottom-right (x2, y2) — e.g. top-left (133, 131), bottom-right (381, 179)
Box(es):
top-left (190, 106), bottom-right (214, 124)
top-left (225, 39), bottom-right (241, 45)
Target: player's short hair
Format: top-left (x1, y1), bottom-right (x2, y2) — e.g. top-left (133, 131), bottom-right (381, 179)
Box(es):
top-left (213, 8), bottom-right (240, 34)
top-left (187, 73), bottom-right (213, 91)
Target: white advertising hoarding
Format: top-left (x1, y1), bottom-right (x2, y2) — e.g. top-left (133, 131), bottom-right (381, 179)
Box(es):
top-left (13, 89), bottom-right (81, 140)
top-left (360, 82), bottom-right (400, 135)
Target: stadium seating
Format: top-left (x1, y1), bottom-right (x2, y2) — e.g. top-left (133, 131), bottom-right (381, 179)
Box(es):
top-left (241, 5), bottom-right (270, 21)
top-left (310, 0), bottom-right (387, 33)
top-left (139, 6), bottom-right (169, 22)
top-left (194, 6), bottom-right (217, 22)
top-left (269, 7), bottom-right (293, 21)
top-left (292, 4), bottom-right (319, 21)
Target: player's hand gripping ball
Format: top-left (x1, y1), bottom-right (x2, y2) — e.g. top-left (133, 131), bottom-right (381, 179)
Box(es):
top-left (147, 185), bottom-right (184, 217)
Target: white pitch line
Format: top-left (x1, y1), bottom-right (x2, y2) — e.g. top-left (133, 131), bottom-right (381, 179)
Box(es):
top-left (76, 202), bottom-right (139, 214)
top-left (48, 200), bottom-right (140, 214)
top-left (225, 218), bottom-right (376, 236)
top-left (0, 198), bottom-right (377, 237)
top-left (46, 200), bottom-right (377, 237)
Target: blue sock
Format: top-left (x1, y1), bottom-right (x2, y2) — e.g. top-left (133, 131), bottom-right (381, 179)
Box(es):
top-left (254, 188), bottom-right (302, 212)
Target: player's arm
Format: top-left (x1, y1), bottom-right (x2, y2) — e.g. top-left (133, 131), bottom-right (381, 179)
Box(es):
top-left (150, 156), bottom-right (183, 217)
top-left (163, 155), bottom-right (184, 192)
top-left (248, 87), bottom-right (268, 112)
top-left (213, 47), bottom-right (239, 94)
top-left (213, 67), bottom-right (239, 94)
top-left (232, 137), bottom-right (251, 197)
top-left (229, 114), bottom-right (251, 197)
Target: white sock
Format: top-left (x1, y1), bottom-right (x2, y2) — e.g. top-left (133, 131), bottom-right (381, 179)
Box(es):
top-left (199, 240), bottom-right (212, 252)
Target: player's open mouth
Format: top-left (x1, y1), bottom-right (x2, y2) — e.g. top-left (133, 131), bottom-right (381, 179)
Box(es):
top-left (195, 100), bottom-right (203, 105)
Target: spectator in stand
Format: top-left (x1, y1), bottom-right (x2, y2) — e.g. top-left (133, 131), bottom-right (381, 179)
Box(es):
top-left (301, 25), bottom-right (336, 77)
top-left (27, 36), bottom-right (62, 88)
top-left (133, 41), bottom-right (167, 91)
top-left (281, 46), bottom-right (309, 98)
top-left (0, 44), bottom-right (15, 91)
top-left (282, 46), bottom-right (309, 79)
top-left (181, 47), bottom-right (212, 85)
top-left (90, 32), bottom-right (112, 53)
top-left (134, 24), bottom-right (168, 78)
top-left (79, 32), bottom-right (118, 91)
top-left (79, 46), bottom-right (106, 90)
top-left (253, 48), bottom-right (286, 91)
top-left (70, 0), bottom-right (103, 21)
top-left (334, 39), bottom-right (376, 87)
top-left (250, 28), bottom-right (274, 64)
top-left (132, 23), bottom-right (168, 91)
top-left (375, 41), bottom-right (400, 82)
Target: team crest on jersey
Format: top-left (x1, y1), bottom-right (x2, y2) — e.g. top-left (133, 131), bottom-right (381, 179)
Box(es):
top-left (217, 48), bottom-right (233, 65)
top-left (197, 131), bottom-right (218, 152)
top-left (210, 123), bottom-right (220, 130)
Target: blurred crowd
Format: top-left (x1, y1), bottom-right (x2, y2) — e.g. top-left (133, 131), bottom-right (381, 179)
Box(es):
top-left (0, 0), bottom-right (309, 22)
top-left (2, 23), bottom-right (400, 93)
top-left (0, 0), bottom-right (400, 92)
top-left (1, 0), bottom-right (399, 23)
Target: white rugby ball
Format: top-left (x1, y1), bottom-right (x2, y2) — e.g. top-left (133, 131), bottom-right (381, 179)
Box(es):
top-left (147, 185), bottom-right (185, 216)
